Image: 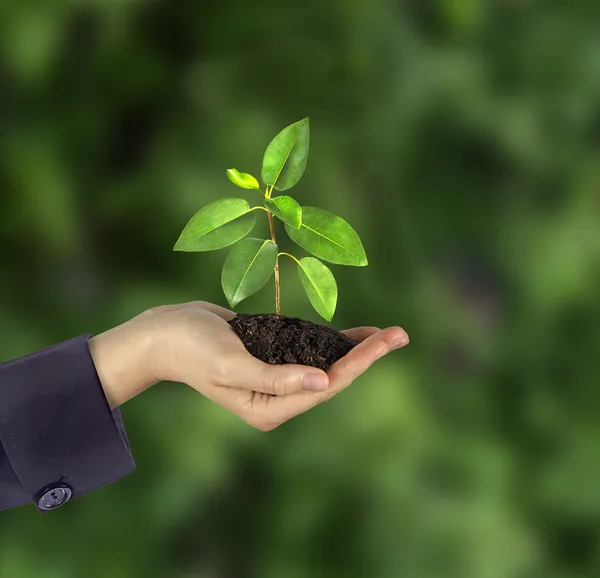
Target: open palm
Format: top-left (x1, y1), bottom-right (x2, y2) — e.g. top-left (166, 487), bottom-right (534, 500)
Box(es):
top-left (154, 302), bottom-right (409, 431)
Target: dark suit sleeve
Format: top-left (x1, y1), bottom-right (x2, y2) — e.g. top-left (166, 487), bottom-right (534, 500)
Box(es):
top-left (0, 335), bottom-right (135, 512)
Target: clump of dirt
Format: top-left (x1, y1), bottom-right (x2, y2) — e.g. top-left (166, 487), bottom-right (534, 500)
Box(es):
top-left (228, 313), bottom-right (357, 371)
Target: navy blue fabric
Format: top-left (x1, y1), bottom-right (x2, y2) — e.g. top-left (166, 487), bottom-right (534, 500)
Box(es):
top-left (0, 335), bottom-right (135, 511)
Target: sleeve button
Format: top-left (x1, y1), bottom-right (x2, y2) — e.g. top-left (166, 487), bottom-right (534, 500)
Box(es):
top-left (37, 484), bottom-right (72, 510)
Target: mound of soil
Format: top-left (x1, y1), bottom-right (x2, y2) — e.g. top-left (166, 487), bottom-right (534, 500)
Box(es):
top-left (228, 313), bottom-right (357, 371)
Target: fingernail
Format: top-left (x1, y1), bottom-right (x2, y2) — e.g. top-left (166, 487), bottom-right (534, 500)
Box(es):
top-left (391, 334), bottom-right (409, 350)
top-left (303, 373), bottom-right (329, 391)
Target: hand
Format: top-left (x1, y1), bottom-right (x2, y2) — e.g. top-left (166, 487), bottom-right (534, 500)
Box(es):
top-left (89, 301), bottom-right (409, 430)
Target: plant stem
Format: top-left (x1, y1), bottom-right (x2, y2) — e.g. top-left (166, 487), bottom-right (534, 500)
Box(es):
top-left (278, 252), bottom-right (300, 265)
top-left (267, 210), bottom-right (281, 315)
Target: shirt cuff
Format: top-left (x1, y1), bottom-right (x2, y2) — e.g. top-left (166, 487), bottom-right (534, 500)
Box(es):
top-left (0, 335), bottom-right (135, 512)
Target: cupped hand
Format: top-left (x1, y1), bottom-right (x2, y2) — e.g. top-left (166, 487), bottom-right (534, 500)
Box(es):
top-left (90, 301), bottom-right (409, 431)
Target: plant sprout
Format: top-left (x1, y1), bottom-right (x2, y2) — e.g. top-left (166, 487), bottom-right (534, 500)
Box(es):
top-left (173, 118), bottom-right (368, 321)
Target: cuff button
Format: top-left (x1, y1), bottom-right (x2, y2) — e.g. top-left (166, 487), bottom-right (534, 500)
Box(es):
top-left (37, 484), bottom-right (72, 511)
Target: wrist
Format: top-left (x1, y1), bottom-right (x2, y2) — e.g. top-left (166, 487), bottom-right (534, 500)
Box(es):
top-left (89, 313), bottom-right (160, 408)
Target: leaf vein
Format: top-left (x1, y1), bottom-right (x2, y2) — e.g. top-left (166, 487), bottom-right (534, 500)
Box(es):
top-left (300, 264), bottom-right (327, 310)
top-left (271, 131), bottom-right (299, 190)
top-left (190, 208), bottom-right (249, 240)
top-left (232, 240), bottom-right (273, 302)
top-left (300, 223), bottom-right (361, 260)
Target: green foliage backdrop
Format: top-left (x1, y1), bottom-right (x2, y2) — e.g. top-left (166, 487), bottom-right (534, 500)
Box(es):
top-left (1, 1), bottom-right (600, 577)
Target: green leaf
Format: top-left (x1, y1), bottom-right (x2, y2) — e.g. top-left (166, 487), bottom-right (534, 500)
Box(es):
top-left (261, 118), bottom-right (310, 191)
top-left (297, 257), bottom-right (338, 321)
top-left (285, 206), bottom-right (368, 266)
top-left (221, 238), bottom-right (278, 307)
top-left (227, 168), bottom-right (260, 190)
top-left (264, 196), bottom-right (302, 229)
top-left (174, 198), bottom-right (255, 252)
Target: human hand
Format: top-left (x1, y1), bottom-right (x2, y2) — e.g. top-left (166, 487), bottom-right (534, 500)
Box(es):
top-left (89, 301), bottom-right (409, 430)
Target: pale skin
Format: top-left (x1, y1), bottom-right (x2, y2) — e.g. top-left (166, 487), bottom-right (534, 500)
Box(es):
top-left (89, 301), bottom-right (409, 431)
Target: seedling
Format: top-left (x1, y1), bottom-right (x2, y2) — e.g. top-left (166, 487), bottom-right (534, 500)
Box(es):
top-left (174, 118), bottom-right (368, 322)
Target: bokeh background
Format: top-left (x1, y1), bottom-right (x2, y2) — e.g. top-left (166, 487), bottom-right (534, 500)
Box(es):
top-left (1, 1), bottom-right (600, 576)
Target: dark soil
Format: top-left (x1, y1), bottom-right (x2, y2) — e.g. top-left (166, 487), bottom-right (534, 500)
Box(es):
top-left (228, 313), bottom-right (357, 371)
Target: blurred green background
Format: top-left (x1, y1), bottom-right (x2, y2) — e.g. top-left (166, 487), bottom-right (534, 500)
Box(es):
top-left (1, 0), bottom-right (600, 576)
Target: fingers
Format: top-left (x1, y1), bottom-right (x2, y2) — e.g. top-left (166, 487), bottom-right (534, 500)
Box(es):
top-left (219, 353), bottom-right (330, 396)
top-left (342, 326), bottom-right (380, 342)
top-left (253, 326), bottom-right (409, 427)
top-left (206, 326), bottom-right (409, 432)
top-left (328, 326), bottom-right (409, 392)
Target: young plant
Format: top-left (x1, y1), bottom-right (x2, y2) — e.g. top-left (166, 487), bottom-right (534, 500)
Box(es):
top-left (173, 118), bottom-right (368, 322)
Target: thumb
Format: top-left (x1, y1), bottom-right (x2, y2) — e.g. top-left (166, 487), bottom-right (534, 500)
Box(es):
top-left (222, 353), bottom-right (329, 395)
